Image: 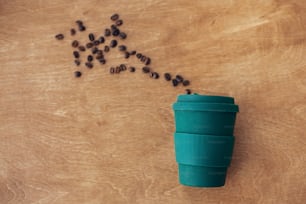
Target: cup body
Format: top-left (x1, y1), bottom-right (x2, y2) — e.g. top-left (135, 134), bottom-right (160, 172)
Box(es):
top-left (172, 94), bottom-right (239, 187)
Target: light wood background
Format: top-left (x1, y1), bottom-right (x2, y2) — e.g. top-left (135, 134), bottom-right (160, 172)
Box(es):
top-left (1, 0), bottom-right (306, 203)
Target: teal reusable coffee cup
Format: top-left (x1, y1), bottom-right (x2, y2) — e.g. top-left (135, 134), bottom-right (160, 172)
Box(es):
top-left (172, 94), bottom-right (239, 187)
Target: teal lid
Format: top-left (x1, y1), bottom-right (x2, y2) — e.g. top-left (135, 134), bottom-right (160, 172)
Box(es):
top-left (173, 94), bottom-right (239, 112)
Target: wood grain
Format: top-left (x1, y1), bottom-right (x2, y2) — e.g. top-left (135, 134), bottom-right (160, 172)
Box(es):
top-left (1, 0), bottom-right (306, 203)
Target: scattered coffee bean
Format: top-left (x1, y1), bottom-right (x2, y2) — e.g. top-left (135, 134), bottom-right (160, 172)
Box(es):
top-left (136, 53), bottom-right (142, 59)
top-left (142, 67), bottom-right (150, 73)
top-left (85, 62), bottom-right (93, 69)
top-left (72, 40), bottom-right (79, 48)
top-left (164, 73), bottom-right (171, 81)
top-left (130, 50), bottom-right (136, 55)
top-left (99, 59), bottom-right (106, 64)
top-left (129, 67), bottom-right (136, 72)
top-left (176, 75), bottom-right (184, 83)
top-left (74, 59), bottom-right (81, 66)
top-left (116, 19), bottom-right (123, 26)
top-left (115, 66), bottom-right (120, 73)
top-left (86, 42), bottom-right (94, 49)
top-left (112, 29), bottom-right (120, 36)
top-left (73, 51), bottom-right (80, 58)
top-left (99, 36), bottom-right (105, 43)
top-left (145, 57), bottom-right (151, 66)
top-left (111, 14), bottom-right (119, 21)
top-left (79, 25), bottom-right (86, 31)
top-left (150, 72), bottom-right (159, 79)
top-left (92, 47), bottom-right (99, 54)
top-left (87, 55), bottom-right (93, 62)
top-left (104, 46), bottom-right (110, 52)
top-left (110, 39), bottom-right (118, 48)
top-left (70, 28), bottom-right (76, 36)
top-left (93, 40), bottom-right (100, 46)
top-left (172, 79), bottom-right (179, 86)
top-left (96, 54), bottom-right (104, 60)
top-left (110, 67), bottom-right (115, 74)
top-left (111, 24), bottom-right (117, 31)
top-left (78, 46), bottom-right (86, 52)
top-left (89, 33), bottom-right (95, 41)
top-left (186, 89), bottom-right (192, 94)
top-left (152, 72), bottom-right (159, 79)
top-left (76, 20), bottom-right (83, 25)
top-left (120, 64), bottom-right (127, 71)
top-left (182, 80), bottom-right (190, 86)
top-left (141, 56), bottom-right (147, 62)
top-left (118, 45), bottom-right (127, 51)
top-left (105, 28), bottom-right (111, 37)
top-left (124, 52), bottom-right (130, 59)
top-left (96, 50), bottom-right (103, 56)
top-left (119, 32), bottom-right (127, 39)
top-left (55, 34), bottom-right (64, 40)
top-left (74, 71), bottom-right (82, 78)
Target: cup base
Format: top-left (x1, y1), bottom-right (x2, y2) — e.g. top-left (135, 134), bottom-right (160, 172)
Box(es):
top-left (178, 164), bottom-right (227, 187)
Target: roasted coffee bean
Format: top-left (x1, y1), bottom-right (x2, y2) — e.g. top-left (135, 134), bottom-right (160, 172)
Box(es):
top-left (74, 71), bottom-right (82, 78)
top-left (55, 34), bottom-right (64, 40)
top-left (92, 47), bottom-right (99, 54)
top-left (93, 40), bottom-right (100, 46)
top-left (172, 79), bottom-right (179, 86)
top-left (124, 52), bottom-right (130, 59)
top-left (136, 53), bottom-right (142, 59)
top-left (76, 20), bottom-right (83, 25)
top-left (164, 73), bottom-right (171, 81)
top-left (112, 29), bottom-right (120, 36)
top-left (145, 57), bottom-right (151, 66)
top-left (86, 42), bottom-right (94, 49)
top-left (109, 67), bottom-right (115, 74)
top-left (96, 54), bottom-right (104, 60)
top-left (78, 46), bottom-right (86, 52)
top-left (152, 72), bottom-right (159, 79)
top-left (99, 59), bottom-right (106, 64)
top-left (74, 59), bottom-right (81, 66)
top-left (99, 36), bottom-right (105, 43)
top-left (115, 66), bottom-right (120, 73)
top-left (176, 75), bottom-right (184, 83)
top-left (129, 67), bottom-right (136, 72)
top-left (111, 14), bottom-right (119, 21)
top-left (142, 67), bottom-right (150, 73)
top-left (111, 24), bottom-right (117, 31)
top-left (141, 56), bottom-right (147, 62)
top-left (104, 46), bottom-right (110, 52)
top-left (186, 89), bottom-right (192, 94)
top-left (118, 45), bottom-right (127, 51)
top-left (70, 28), bottom-right (76, 36)
top-left (116, 19), bottom-right (123, 26)
top-left (130, 50), bottom-right (136, 55)
top-left (79, 25), bottom-right (86, 31)
top-left (110, 39), bottom-right (117, 48)
top-left (120, 64), bottom-right (127, 71)
top-left (96, 50), bottom-right (103, 56)
top-left (85, 62), bottom-right (93, 69)
top-left (73, 51), bottom-right (80, 58)
top-left (72, 40), bottom-right (79, 48)
top-left (182, 80), bottom-right (190, 86)
top-left (110, 67), bottom-right (115, 74)
top-left (88, 33), bottom-right (95, 41)
top-left (119, 32), bottom-right (127, 39)
top-left (150, 72), bottom-right (159, 79)
top-left (87, 55), bottom-right (93, 62)
top-left (105, 28), bottom-right (111, 37)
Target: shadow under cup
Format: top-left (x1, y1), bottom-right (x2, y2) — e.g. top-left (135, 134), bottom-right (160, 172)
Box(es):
top-left (172, 94), bottom-right (239, 187)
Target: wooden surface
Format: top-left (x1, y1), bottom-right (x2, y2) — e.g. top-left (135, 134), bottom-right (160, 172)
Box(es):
top-left (1, 0), bottom-right (306, 203)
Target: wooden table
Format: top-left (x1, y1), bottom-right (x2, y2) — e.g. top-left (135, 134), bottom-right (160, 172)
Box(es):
top-left (1, 0), bottom-right (306, 203)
